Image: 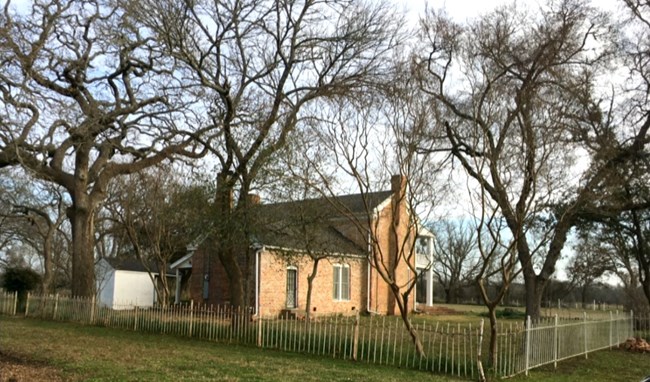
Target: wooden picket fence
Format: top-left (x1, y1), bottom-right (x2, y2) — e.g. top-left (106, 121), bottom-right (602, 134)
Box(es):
top-left (0, 291), bottom-right (645, 380)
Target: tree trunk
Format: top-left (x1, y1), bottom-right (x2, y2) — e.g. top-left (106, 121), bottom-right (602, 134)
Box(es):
top-left (581, 284), bottom-right (589, 310)
top-left (487, 306), bottom-right (498, 367)
top-left (214, 172), bottom-right (246, 308)
top-left (397, 294), bottom-right (425, 357)
top-left (68, 201), bottom-right (96, 298)
top-left (41, 232), bottom-right (54, 294)
top-left (305, 258), bottom-right (320, 322)
top-left (523, 272), bottom-right (544, 320)
top-left (158, 268), bottom-right (170, 306)
top-left (444, 287), bottom-right (452, 304)
top-left (216, 243), bottom-right (245, 307)
top-left (631, 210), bottom-right (650, 308)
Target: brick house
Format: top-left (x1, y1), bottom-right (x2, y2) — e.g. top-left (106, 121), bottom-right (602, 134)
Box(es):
top-left (171, 175), bottom-right (435, 316)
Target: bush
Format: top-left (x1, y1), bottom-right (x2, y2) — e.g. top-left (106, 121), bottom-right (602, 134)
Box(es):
top-left (1, 266), bottom-right (41, 313)
top-left (480, 307), bottom-right (526, 320)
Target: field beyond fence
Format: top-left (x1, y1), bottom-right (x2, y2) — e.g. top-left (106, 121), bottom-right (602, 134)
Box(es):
top-left (0, 291), bottom-right (647, 380)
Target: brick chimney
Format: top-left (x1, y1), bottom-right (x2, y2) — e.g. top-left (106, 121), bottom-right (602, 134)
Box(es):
top-left (391, 174), bottom-right (407, 197)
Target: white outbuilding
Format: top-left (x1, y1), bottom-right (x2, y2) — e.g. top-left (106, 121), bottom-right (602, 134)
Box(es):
top-left (96, 258), bottom-right (161, 309)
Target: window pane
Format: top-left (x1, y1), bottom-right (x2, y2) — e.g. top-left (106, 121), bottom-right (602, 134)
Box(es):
top-left (341, 266), bottom-right (350, 300)
top-left (333, 265), bottom-right (340, 299)
top-left (286, 269), bottom-right (297, 309)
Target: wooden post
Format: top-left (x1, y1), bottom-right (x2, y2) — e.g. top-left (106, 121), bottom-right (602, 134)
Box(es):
top-left (53, 293), bottom-right (59, 320)
top-left (12, 291), bottom-right (18, 316)
top-left (189, 300), bottom-right (194, 337)
top-left (24, 292), bottom-right (30, 317)
top-left (257, 308), bottom-right (263, 347)
top-left (352, 311), bottom-right (360, 361)
top-left (90, 295), bottom-right (96, 325)
top-left (134, 306), bottom-right (139, 331)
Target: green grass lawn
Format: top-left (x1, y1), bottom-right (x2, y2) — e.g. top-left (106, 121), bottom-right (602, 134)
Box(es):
top-left (0, 315), bottom-right (648, 381)
top-left (0, 316), bottom-right (462, 381)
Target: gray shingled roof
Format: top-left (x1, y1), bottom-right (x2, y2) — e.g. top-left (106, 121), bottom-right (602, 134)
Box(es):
top-left (249, 190), bottom-right (393, 255)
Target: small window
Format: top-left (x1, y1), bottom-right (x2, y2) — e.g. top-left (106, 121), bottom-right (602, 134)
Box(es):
top-left (333, 264), bottom-right (350, 301)
top-left (286, 267), bottom-right (298, 309)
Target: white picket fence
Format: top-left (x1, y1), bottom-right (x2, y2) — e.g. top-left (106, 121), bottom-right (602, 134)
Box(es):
top-left (492, 313), bottom-right (640, 377)
top-left (0, 291), bottom-right (644, 380)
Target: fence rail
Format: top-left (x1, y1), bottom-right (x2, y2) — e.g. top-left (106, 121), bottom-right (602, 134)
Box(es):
top-left (0, 291), bottom-right (646, 380)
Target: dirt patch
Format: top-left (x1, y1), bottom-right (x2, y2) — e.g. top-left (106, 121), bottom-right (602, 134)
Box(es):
top-left (0, 351), bottom-right (66, 382)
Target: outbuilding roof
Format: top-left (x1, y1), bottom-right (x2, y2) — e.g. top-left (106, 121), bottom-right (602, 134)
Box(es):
top-left (102, 257), bottom-right (165, 274)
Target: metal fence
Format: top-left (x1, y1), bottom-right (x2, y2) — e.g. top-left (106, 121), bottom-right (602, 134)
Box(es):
top-left (491, 313), bottom-right (640, 376)
top-left (0, 291), bottom-right (645, 380)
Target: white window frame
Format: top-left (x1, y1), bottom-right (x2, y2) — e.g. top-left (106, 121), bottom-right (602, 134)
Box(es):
top-left (332, 263), bottom-right (350, 301)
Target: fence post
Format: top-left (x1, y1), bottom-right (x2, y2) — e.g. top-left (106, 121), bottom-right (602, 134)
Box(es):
top-left (12, 291), bottom-right (18, 316)
top-left (189, 300), bottom-right (194, 337)
top-left (553, 314), bottom-right (558, 369)
top-left (134, 306), bottom-right (139, 331)
top-left (525, 316), bottom-right (531, 376)
top-left (257, 308), bottom-right (263, 347)
top-left (616, 310), bottom-right (621, 348)
top-left (630, 310), bottom-right (634, 339)
top-left (24, 292), bottom-right (30, 317)
top-left (609, 311), bottom-right (613, 350)
top-left (352, 311), bottom-right (360, 361)
top-left (90, 295), bottom-right (96, 325)
top-left (53, 293), bottom-right (59, 320)
top-left (583, 312), bottom-right (588, 359)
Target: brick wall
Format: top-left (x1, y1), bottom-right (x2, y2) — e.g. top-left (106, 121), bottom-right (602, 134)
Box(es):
top-left (188, 246), bottom-right (254, 307)
top-left (258, 250), bottom-right (366, 317)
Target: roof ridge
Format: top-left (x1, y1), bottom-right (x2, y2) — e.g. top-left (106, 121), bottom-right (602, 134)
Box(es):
top-left (259, 189), bottom-right (393, 208)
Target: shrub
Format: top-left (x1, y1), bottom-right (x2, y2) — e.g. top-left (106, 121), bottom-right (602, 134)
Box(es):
top-left (480, 307), bottom-right (526, 320)
top-left (1, 266), bottom-right (41, 312)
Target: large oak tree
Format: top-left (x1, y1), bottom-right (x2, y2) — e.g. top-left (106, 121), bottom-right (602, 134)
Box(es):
top-left (128, 0), bottom-right (404, 307)
top-left (0, 0), bottom-right (206, 297)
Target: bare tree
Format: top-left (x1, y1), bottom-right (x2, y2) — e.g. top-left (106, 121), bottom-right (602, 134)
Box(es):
top-left (431, 220), bottom-right (480, 304)
top-left (474, 196), bottom-right (519, 378)
top-left (0, 169), bottom-right (69, 293)
top-left (415, 0), bottom-right (649, 319)
top-left (103, 165), bottom-right (211, 305)
top-left (302, 71), bottom-right (443, 355)
top-left (0, 0), bottom-right (207, 297)
top-left (127, 0), bottom-right (404, 307)
top-left (568, 232), bottom-right (615, 308)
